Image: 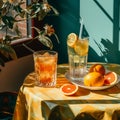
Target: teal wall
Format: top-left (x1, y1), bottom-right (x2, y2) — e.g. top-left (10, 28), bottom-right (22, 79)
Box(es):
top-left (48, 0), bottom-right (120, 64)
top-left (80, 0), bottom-right (120, 64)
top-left (47, 0), bottom-right (80, 64)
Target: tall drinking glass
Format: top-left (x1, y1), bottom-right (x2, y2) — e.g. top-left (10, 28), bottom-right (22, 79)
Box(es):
top-left (33, 50), bottom-right (58, 87)
top-left (67, 33), bottom-right (89, 80)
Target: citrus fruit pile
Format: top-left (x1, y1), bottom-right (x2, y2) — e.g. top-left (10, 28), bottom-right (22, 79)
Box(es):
top-left (84, 64), bottom-right (117, 87)
top-left (60, 84), bottom-right (78, 96)
top-left (67, 33), bottom-right (89, 56)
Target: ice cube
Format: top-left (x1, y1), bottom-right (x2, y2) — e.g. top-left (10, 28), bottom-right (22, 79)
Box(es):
top-left (43, 52), bottom-right (50, 56)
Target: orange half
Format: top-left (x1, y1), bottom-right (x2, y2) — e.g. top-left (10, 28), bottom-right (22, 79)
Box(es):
top-left (104, 72), bottom-right (117, 85)
top-left (60, 84), bottom-right (78, 96)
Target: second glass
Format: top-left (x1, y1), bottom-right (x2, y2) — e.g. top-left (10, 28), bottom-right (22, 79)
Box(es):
top-left (33, 50), bottom-right (58, 87)
top-left (67, 34), bottom-right (89, 80)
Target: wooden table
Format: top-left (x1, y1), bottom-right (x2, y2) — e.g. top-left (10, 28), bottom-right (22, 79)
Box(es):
top-left (13, 63), bottom-right (120, 120)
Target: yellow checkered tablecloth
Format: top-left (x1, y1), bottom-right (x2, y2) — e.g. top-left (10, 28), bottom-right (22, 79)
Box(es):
top-left (13, 63), bottom-right (120, 120)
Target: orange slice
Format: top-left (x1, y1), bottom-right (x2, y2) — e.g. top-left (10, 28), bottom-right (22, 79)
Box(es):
top-left (60, 84), bottom-right (78, 96)
top-left (104, 72), bottom-right (117, 85)
top-left (67, 33), bottom-right (78, 48)
top-left (89, 64), bottom-right (106, 75)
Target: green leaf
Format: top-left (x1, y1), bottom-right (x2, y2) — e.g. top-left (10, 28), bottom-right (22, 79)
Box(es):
top-left (2, 16), bottom-right (15, 29)
top-left (26, 2), bottom-right (42, 16)
top-left (14, 4), bottom-right (23, 13)
top-left (8, 47), bottom-right (17, 60)
top-left (0, 0), bottom-right (4, 8)
top-left (53, 33), bottom-right (59, 44)
top-left (0, 44), bottom-right (17, 59)
top-left (14, 7), bottom-right (25, 18)
top-left (0, 24), bottom-right (5, 30)
top-left (37, 35), bottom-right (53, 49)
top-left (37, 10), bottom-right (47, 20)
top-left (32, 26), bottom-right (41, 34)
top-left (50, 6), bottom-right (59, 16)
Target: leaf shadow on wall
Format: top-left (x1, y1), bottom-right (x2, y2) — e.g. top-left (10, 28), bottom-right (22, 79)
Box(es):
top-left (81, 25), bottom-right (120, 64)
top-left (88, 46), bottom-right (105, 63)
top-left (82, 25), bottom-right (105, 63)
top-left (94, 38), bottom-right (120, 64)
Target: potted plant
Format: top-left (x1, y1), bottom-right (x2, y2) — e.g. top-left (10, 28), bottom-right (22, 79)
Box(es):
top-left (0, 0), bottom-right (59, 70)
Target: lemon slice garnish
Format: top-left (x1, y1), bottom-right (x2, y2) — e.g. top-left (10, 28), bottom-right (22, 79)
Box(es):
top-left (74, 39), bottom-right (89, 56)
top-left (67, 33), bottom-right (78, 48)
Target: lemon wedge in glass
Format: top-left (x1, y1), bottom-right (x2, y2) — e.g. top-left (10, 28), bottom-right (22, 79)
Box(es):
top-left (74, 39), bottom-right (89, 56)
top-left (67, 33), bottom-right (78, 48)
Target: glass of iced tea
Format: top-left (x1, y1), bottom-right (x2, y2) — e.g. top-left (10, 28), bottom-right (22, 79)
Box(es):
top-left (33, 50), bottom-right (58, 87)
top-left (67, 33), bottom-right (89, 79)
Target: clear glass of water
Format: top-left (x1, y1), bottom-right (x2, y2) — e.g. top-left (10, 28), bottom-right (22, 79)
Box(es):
top-left (67, 33), bottom-right (89, 80)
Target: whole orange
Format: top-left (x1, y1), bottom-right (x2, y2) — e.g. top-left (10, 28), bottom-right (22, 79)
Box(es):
top-left (84, 72), bottom-right (104, 87)
top-left (89, 64), bottom-right (105, 75)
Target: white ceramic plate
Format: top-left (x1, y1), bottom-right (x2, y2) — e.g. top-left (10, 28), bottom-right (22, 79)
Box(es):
top-left (65, 71), bottom-right (120, 90)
